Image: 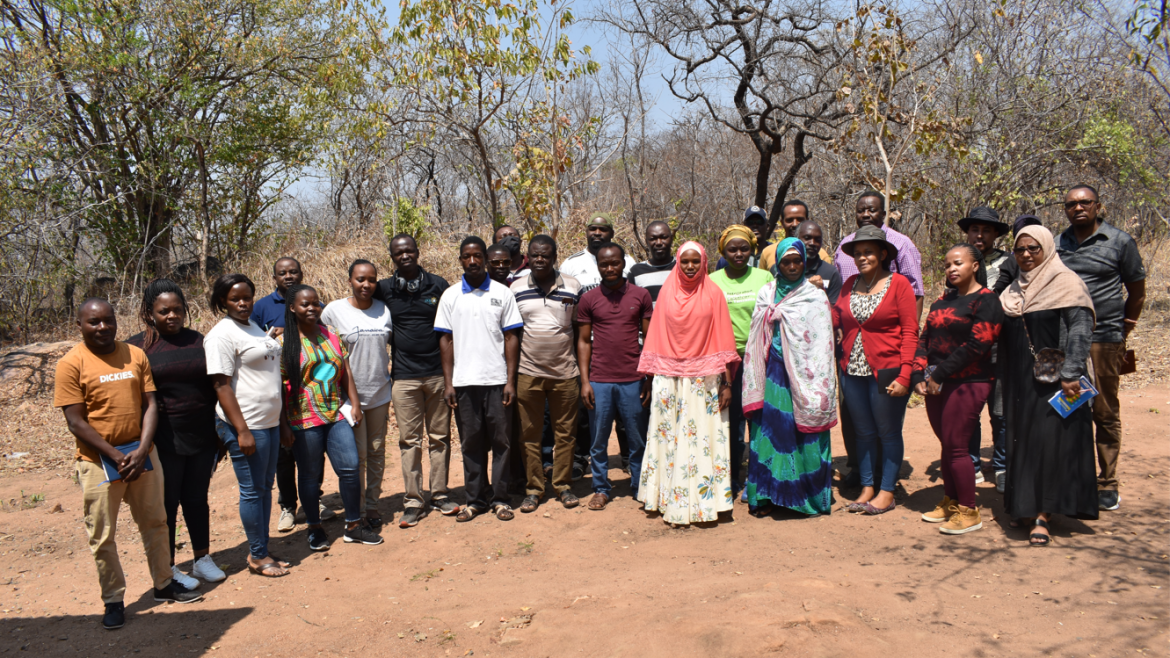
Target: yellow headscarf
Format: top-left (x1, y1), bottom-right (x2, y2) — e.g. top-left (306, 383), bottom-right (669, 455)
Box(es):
top-left (719, 224), bottom-right (757, 253)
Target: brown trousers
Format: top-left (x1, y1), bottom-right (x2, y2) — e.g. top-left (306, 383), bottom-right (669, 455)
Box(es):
top-left (77, 446), bottom-right (173, 603)
top-left (516, 374), bottom-right (579, 496)
top-left (392, 376), bottom-right (452, 509)
top-left (1090, 342), bottom-right (1124, 490)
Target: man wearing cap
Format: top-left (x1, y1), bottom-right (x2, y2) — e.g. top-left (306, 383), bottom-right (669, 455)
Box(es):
top-left (716, 206), bottom-right (772, 270)
top-left (561, 213), bottom-right (636, 294)
top-left (493, 225), bottom-right (530, 284)
top-left (1056, 184), bottom-right (1146, 512)
top-left (958, 206), bottom-right (1011, 492)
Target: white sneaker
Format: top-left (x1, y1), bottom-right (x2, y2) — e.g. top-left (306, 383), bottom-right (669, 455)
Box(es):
top-left (192, 555), bottom-right (226, 583)
top-left (974, 470), bottom-right (985, 484)
top-left (277, 507), bottom-right (296, 532)
top-left (171, 565), bottom-right (200, 591)
top-left (319, 502), bottom-right (336, 521)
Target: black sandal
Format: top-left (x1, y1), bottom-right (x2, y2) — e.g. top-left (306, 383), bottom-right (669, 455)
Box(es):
top-left (559, 491), bottom-right (580, 509)
top-left (519, 495), bottom-right (540, 513)
top-left (493, 504), bottom-right (515, 521)
top-left (1029, 518), bottom-right (1051, 546)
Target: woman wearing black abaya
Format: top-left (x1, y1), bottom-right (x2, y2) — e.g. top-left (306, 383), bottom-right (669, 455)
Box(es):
top-left (1000, 226), bottom-right (1098, 546)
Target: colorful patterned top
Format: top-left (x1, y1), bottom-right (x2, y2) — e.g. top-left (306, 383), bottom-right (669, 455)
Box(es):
top-left (280, 326), bottom-right (349, 430)
top-left (913, 287), bottom-right (1004, 383)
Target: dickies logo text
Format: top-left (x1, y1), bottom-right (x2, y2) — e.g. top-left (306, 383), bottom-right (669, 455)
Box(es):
top-left (99, 372), bottom-right (135, 383)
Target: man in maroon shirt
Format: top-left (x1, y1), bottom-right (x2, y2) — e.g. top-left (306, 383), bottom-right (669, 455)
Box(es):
top-left (576, 243), bottom-right (653, 511)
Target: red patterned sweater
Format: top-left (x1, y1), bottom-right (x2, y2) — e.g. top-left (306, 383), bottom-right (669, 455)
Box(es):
top-left (913, 287), bottom-right (1004, 383)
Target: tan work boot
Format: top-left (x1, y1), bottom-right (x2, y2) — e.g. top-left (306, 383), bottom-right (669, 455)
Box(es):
top-left (939, 505), bottom-right (983, 535)
top-left (921, 495), bottom-right (958, 523)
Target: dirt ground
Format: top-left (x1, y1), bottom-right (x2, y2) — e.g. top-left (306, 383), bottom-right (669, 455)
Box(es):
top-left (0, 386), bottom-right (1167, 658)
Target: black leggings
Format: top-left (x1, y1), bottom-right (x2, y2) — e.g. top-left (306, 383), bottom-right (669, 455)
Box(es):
top-left (156, 447), bottom-right (217, 561)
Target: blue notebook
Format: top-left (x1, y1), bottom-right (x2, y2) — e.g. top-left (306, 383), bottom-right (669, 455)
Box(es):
top-left (100, 441), bottom-right (154, 483)
top-left (1047, 376), bottom-right (1098, 418)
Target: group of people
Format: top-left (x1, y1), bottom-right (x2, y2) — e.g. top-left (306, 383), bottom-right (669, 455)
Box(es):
top-left (54, 185), bottom-right (1145, 631)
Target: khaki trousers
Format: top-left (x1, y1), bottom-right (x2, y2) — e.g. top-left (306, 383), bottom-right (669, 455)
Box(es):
top-left (77, 446), bottom-right (172, 603)
top-left (392, 375), bottom-right (452, 509)
top-left (1090, 342), bottom-right (1124, 490)
top-left (354, 401), bottom-right (390, 514)
top-left (516, 374), bottom-right (579, 496)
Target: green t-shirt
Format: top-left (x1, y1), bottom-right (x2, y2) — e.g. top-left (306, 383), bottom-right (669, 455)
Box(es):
top-left (710, 267), bottom-right (774, 354)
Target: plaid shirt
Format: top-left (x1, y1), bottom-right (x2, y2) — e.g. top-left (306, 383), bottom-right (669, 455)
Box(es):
top-left (834, 225), bottom-right (924, 296)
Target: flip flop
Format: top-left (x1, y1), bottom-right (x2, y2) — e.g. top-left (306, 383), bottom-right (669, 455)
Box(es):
top-left (248, 560), bottom-right (289, 578)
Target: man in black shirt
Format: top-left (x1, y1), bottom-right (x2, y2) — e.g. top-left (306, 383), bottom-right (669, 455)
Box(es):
top-left (796, 220), bottom-right (843, 304)
top-left (628, 221), bottom-right (675, 305)
top-left (376, 234), bottom-right (458, 527)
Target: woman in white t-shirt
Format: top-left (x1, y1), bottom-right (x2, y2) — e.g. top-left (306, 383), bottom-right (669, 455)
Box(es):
top-left (320, 260), bottom-right (393, 528)
top-left (204, 273), bottom-right (289, 578)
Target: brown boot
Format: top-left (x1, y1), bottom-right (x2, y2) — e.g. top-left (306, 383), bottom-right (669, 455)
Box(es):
top-left (939, 505), bottom-right (983, 535)
top-left (921, 495), bottom-right (958, 523)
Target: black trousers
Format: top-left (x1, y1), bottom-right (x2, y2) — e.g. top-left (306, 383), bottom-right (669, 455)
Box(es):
top-left (454, 385), bottom-right (512, 510)
top-left (276, 445), bottom-right (323, 511)
top-left (156, 446), bottom-right (218, 561)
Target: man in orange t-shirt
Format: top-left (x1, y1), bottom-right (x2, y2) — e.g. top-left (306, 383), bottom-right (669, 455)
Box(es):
top-left (54, 298), bottom-right (201, 630)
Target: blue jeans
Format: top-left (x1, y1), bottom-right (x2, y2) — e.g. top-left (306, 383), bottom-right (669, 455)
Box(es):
top-left (291, 421), bottom-right (363, 525)
top-left (970, 412), bottom-right (1007, 473)
top-left (587, 380), bottom-right (647, 497)
top-left (216, 420), bottom-right (280, 560)
top-left (840, 373), bottom-right (909, 493)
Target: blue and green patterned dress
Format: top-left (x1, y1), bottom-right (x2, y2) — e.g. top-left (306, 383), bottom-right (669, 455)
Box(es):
top-left (745, 335), bottom-right (833, 515)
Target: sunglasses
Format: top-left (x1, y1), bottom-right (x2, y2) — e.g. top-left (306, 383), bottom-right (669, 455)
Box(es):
top-left (1064, 199), bottom-right (1096, 210)
top-left (1012, 245), bottom-right (1043, 255)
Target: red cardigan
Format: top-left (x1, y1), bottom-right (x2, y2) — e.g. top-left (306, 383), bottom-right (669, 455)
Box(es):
top-left (832, 273), bottom-right (920, 387)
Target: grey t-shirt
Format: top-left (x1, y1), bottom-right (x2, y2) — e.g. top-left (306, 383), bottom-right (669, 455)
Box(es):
top-left (1057, 222), bottom-right (1146, 343)
top-left (321, 299), bottom-right (393, 409)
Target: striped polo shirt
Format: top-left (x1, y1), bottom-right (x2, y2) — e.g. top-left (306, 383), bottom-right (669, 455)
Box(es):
top-left (510, 272), bottom-right (582, 380)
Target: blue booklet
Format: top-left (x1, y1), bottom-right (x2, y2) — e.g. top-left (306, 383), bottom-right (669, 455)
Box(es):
top-left (1047, 376), bottom-right (1098, 418)
top-left (99, 441), bottom-right (154, 483)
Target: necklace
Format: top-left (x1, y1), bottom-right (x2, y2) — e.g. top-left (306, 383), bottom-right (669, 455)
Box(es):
top-left (858, 270), bottom-right (882, 294)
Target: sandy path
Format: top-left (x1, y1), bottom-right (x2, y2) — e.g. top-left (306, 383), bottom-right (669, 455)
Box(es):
top-left (1, 387), bottom-right (1167, 657)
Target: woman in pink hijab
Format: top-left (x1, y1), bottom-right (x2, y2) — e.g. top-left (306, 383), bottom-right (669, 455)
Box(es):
top-left (637, 242), bottom-right (741, 525)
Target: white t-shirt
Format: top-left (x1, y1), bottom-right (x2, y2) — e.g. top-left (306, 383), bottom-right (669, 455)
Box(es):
top-left (204, 317), bottom-right (283, 430)
top-left (321, 299), bottom-right (393, 409)
top-left (560, 250), bottom-right (636, 294)
top-left (433, 276), bottom-right (524, 387)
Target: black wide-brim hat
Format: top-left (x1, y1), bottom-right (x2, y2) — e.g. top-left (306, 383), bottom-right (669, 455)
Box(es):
top-left (957, 206), bottom-right (1010, 236)
top-left (842, 224), bottom-right (899, 264)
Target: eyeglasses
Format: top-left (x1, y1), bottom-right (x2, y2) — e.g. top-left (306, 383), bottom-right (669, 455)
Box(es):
top-left (1064, 199), bottom-right (1096, 210)
top-left (1012, 245), bottom-right (1043, 255)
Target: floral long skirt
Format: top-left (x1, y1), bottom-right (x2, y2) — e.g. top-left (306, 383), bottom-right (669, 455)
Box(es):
top-left (638, 374), bottom-right (733, 525)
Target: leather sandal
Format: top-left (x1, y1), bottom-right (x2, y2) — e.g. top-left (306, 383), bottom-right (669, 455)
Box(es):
top-left (587, 493), bottom-right (610, 511)
top-left (456, 506), bottom-right (482, 523)
top-left (519, 495), bottom-right (540, 513)
top-left (559, 491), bottom-right (580, 509)
top-left (493, 504), bottom-right (515, 521)
top-left (1029, 518), bottom-right (1051, 546)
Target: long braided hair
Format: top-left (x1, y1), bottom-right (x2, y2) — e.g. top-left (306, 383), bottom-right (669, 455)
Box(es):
top-left (138, 278), bottom-right (189, 349)
top-left (280, 284), bottom-right (317, 416)
top-left (947, 243), bottom-right (987, 289)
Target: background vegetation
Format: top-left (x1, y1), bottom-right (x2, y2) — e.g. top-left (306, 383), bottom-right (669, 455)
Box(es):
top-left (0, 0), bottom-right (1167, 343)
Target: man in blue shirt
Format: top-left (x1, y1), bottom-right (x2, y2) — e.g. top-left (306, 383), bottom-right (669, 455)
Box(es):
top-left (250, 257), bottom-right (303, 330)
top-left (251, 257), bottom-right (333, 530)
